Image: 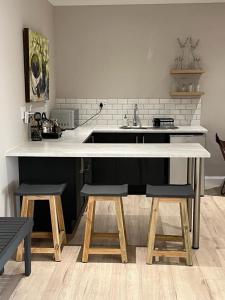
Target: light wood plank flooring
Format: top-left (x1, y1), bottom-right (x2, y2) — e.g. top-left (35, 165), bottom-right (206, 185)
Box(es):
top-left (1, 194), bottom-right (225, 300)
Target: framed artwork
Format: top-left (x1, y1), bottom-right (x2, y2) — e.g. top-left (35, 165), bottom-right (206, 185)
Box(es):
top-left (23, 28), bottom-right (49, 102)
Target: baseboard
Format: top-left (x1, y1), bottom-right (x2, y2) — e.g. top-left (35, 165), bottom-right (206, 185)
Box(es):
top-left (205, 176), bottom-right (225, 189)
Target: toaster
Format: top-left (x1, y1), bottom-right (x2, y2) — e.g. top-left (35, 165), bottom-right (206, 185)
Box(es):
top-left (153, 117), bottom-right (175, 128)
top-left (50, 109), bottom-right (79, 130)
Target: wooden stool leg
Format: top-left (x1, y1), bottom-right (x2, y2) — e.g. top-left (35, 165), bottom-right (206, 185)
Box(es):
top-left (56, 196), bottom-right (67, 244)
top-left (180, 200), bottom-right (193, 266)
top-left (187, 198), bottom-right (192, 231)
top-left (147, 198), bottom-right (159, 265)
top-left (115, 198), bottom-right (128, 263)
top-left (91, 200), bottom-right (96, 235)
top-left (120, 197), bottom-right (127, 245)
top-left (27, 200), bottom-right (34, 218)
top-left (82, 197), bottom-right (95, 263)
top-left (16, 196), bottom-right (29, 262)
top-left (179, 202), bottom-right (185, 249)
top-left (49, 196), bottom-right (61, 262)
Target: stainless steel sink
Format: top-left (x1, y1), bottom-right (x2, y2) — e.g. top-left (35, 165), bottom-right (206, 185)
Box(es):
top-left (147, 126), bottom-right (179, 130)
top-left (119, 126), bottom-right (179, 130)
top-left (119, 125), bottom-right (149, 129)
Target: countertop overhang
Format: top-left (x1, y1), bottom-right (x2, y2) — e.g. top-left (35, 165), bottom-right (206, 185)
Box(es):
top-left (5, 125), bottom-right (210, 158)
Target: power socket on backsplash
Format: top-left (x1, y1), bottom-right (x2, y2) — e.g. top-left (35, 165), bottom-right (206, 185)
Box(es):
top-left (97, 99), bottom-right (107, 107)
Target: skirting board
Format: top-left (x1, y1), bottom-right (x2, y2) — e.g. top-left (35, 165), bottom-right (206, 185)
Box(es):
top-left (205, 176), bottom-right (225, 190)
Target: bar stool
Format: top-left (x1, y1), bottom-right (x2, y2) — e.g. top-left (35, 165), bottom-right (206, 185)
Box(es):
top-left (15, 183), bottom-right (67, 262)
top-left (81, 184), bottom-right (128, 263)
top-left (146, 184), bottom-right (194, 266)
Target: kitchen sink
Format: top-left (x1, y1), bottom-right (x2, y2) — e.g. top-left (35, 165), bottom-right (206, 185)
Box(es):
top-left (119, 126), bottom-right (179, 130)
top-left (147, 126), bottom-right (179, 130)
top-left (120, 125), bottom-right (149, 129)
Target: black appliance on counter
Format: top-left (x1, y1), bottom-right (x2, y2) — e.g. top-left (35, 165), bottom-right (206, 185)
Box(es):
top-left (153, 117), bottom-right (177, 129)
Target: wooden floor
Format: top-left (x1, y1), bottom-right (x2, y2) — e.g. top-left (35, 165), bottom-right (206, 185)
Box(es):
top-left (1, 192), bottom-right (225, 300)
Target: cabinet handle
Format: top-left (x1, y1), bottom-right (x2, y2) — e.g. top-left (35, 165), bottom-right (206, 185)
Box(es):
top-left (91, 136), bottom-right (94, 143)
top-left (80, 158), bottom-right (91, 174)
top-left (136, 136), bottom-right (138, 143)
top-left (80, 158), bottom-right (84, 173)
top-left (143, 136), bottom-right (145, 143)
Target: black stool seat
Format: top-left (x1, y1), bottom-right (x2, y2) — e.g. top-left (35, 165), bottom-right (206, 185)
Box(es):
top-left (146, 184), bottom-right (195, 198)
top-left (81, 184), bottom-right (128, 197)
top-left (15, 183), bottom-right (67, 196)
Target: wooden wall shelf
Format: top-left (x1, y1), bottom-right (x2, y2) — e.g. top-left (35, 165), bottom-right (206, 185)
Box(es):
top-left (170, 69), bottom-right (205, 75)
top-left (170, 92), bottom-right (204, 98)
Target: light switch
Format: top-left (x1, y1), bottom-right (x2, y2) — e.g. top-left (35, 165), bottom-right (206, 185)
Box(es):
top-left (20, 106), bottom-right (26, 120)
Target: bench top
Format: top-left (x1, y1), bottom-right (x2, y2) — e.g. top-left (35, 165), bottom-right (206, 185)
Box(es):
top-left (0, 218), bottom-right (33, 255)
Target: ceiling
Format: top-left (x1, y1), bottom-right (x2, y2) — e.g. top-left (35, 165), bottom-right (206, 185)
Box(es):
top-left (48, 0), bottom-right (225, 6)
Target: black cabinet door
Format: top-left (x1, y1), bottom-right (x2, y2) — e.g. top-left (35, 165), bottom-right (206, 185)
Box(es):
top-left (142, 133), bottom-right (170, 144)
top-left (90, 132), bottom-right (140, 143)
top-left (85, 132), bottom-right (170, 193)
top-left (87, 133), bottom-right (142, 193)
top-left (18, 157), bottom-right (84, 233)
top-left (141, 133), bottom-right (169, 185)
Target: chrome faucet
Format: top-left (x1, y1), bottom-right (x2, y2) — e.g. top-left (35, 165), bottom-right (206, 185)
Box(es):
top-left (133, 104), bottom-right (141, 126)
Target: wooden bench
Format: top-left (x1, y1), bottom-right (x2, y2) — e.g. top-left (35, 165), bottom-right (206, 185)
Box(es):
top-left (0, 217), bottom-right (33, 276)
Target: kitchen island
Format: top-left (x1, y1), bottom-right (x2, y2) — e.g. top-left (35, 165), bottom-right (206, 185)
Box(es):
top-left (6, 125), bottom-right (210, 249)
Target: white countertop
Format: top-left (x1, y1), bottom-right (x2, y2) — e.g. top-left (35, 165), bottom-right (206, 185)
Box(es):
top-left (5, 125), bottom-right (210, 158)
top-left (57, 125), bottom-right (208, 143)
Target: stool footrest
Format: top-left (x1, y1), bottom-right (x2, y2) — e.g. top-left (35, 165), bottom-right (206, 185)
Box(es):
top-left (31, 247), bottom-right (55, 254)
top-left (153, 250), bottom-right (187, 258)
top-left (92, 232), bottom-right (119, 240)
top-left (88, 247), bottom-right (121, 255)
top-left (32, 232), bottom-right (52, 239)
top-left (155, 234), bottom-right (184, 242)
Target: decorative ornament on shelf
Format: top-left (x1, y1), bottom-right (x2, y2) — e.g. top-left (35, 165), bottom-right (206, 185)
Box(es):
top-left (189, 37), bottom-right (200, 69)
top-left (175, 36), bottom-right (201, 70)
top-left (170, 36), bottom-right (204, 98)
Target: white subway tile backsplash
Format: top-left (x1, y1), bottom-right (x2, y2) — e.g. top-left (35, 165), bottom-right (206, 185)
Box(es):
top-left (117, 99), bottom-right (127, 104)
top-left (154, 104), bottom-right (164, 109)
top-left (160, 99), bottom-right (171, 104)
top-left (107, 99), bottom-right (118, 105)
top-left (139, 99), bottom-right (149, 104)
top-left (86, 99), bottom-right (97, 104)
top-left (82, 104), bottom-right (92, 109)
top-left (150, 99), bottom-right (160, 104)
top-left (56, 99), bottom-right (65, 104)
top-left (122, 104), bottom-right (133, 110)
top-left (127, 99), bottom-right (138, 104)
top-left (55, 98), bottom-right (201, 126)
top-left (165, 104), bottom-right (176, 109)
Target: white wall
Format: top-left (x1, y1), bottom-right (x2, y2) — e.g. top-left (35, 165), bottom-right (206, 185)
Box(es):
top-left (54, 4), bottom-right (225, 176)
top-left (0, 0), bottom-right (55, 216)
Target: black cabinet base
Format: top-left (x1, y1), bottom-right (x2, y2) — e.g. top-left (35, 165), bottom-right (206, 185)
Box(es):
top-left (18, 157), bottom-right (85, 233)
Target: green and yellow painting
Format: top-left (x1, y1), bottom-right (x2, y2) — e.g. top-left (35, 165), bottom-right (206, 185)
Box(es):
top-left (23, 28), bottom-right (49, 102)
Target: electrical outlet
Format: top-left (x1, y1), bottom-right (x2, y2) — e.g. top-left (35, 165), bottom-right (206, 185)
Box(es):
top-left (97, 99), bottom-right (107, 107)
top-left (24, 111), bottom-right (34, 124)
